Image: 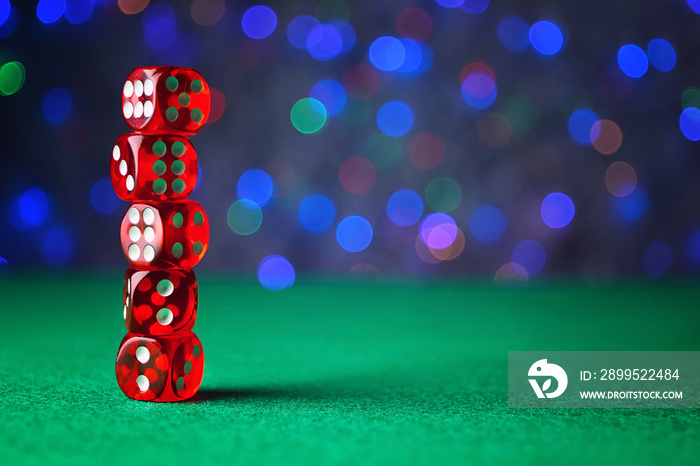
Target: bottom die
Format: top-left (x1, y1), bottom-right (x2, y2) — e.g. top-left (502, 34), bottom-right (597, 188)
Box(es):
top-left (115, 331), bottom-right (204, 402)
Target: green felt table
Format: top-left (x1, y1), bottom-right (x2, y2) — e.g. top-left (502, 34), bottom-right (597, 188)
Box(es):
top-left (1, 273), bottom-right (699, 465)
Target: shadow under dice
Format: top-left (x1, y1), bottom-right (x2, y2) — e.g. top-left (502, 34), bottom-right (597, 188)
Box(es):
top-left (116, 332), bottom-right (204, 402)
top-left (124, 267), bottom-right (197, 335)
top-left (122, 66), bottom-right (211, 135)
top-left (120, 201), bottom-right (209, 269)
top-left (111, 134), bottom-right (197, 201)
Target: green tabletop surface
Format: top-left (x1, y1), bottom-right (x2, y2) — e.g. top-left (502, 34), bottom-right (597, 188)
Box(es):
top-left (1, 273), bottom-right (699, 465)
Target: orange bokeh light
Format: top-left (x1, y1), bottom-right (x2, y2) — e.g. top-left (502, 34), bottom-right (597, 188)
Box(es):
top-left (591, 119), bottom-right (623, 155)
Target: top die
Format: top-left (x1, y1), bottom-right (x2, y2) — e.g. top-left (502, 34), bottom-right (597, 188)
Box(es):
top-left (122, 66), bottom-right (211, 135)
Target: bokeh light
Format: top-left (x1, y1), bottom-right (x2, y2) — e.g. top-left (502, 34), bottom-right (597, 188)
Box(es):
top-left (41, 226), bottom-right (74, 266)
top-left (614, 186), bottom-right (648, 221)
top-left (512, 239), bottom-right (546, 275)
top-left (646, 39), bottom-right (676, 71)
top-left (685, 229), bottom-right (700, 268)
top-left (310, 79), bottom-right (346, 115)
top-left (90, 178), bottom-right (121, 215)
top-left (9, 188), bottom-right (50, 230)
top-left (118, 0), bottom-right (149, 15)
top-left (142, 2), bottom-right (177, 51)
top-left (688, 0), bottom-right (700, 14)
top-left (591, 119), bottom-right (623, 155)
top-left (227, 199), bottom-right (263, 235)
top-left (315, 0), bottom-right (351, 22)
top-left (0, 61), bottom-right (25, 96)
top-left (429, 227), bottom-right (465, 261)
top-left (541, 192), bottom-right (575, 229)
top-left (242, 5), bottom-right (277, 40)
top-left (420, 213), bottom-right (458, 249)
top-left (461, 66), bottom-right (497, 109)
top-left (605, 161), bottom-right (637, 197)
top-left (64, 0), bottom-right (95, 25)
top-left (377, 101), bottom-right (413, 137)
top-left (343, 63), bottom-right (380, 99)
top-left (190, 0), bottom-right (226, 26)
top-left (408, 133), bottom-right (444, 169)
top-left (365, 133), bottom-right (402, 169)
top-left (469, 205), bottom-right (505, 242)
top-left (476, 112), bottom-right (512, 148)
top-left (37, 0), bottom-right (66, 24)
top-left (369, 36), bottom-right (406, 71)
top-left (287, 15), bottom-right (320, 49)
top-left (461, 0), bottom-right (489, 14)
top-left (494, 263), bottom-right (529, 282)
top-left (0, 0), bottom-right (10, 27)
top-left (291, 97), bottom-right (327, 134)
top-left (336, 216), bottom-right (373, 252)
top-left (42, 88), bottom-right (72, 123)
top-left (568, 108), bottom-right (599, 146)
top-left (307, 23), bottom-right (343, 61)
top-left (237, 169), bottom-right (274, 207)
top-left (396, 39), bottom-right (423, 74)
top-left (528, 21), bottom-right (564, 56)
top-left (396, 7), bottom-right (433, 41)
top-left (679, 107), bottom-right (700, 141)
top-left (425, 177), bottom-right (461, 213)
top-left (298, 194), bottom-right (335, 232)
top-left (387, 190), bottom-right (424, 227)
top-left (332, 20), bottom-right (356, 53)
top-left (642, 242), bottom-right (671, 277)
top-left (339, 156), bottom-right (376, 194)
top-left (258, 255), bottom-right (295, 290)
top-left (681, 87), bottom-right (700, 109)
top-left (435, 0), bottom-right (465, 8)
top-left (498, 16), bottom-right (529, 52)
top-left (617, 44), bottom-right (649, 78)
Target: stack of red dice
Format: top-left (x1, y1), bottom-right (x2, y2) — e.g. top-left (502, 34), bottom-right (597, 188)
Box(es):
top-left (110, 66), bottom-right (211, 402)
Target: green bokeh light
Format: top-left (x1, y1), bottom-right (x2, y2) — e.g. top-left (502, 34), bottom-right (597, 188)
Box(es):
top-left (364, 133), bottom-right (402, 169)
top-left (315, 0), bottom-right (351, 22)
top-left (681, 87), bottom-right (700, 110)
top-left (0, 61), bottom-right (26, 96)
top-left (227, 199), bottom-right (263, 235)
top-left (425, 177), bottom-right (462, 213)
top-left (290, 98), bottom-right (327, 134)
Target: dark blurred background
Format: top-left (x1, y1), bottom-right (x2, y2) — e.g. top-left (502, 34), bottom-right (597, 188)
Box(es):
top-left (2, 0), bottom-right (700, 284)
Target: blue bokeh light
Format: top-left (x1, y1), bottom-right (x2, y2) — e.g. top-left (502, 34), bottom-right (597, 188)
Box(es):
top-left (685, 229), bottom-right (700, 267)
top-left (396, 39), bottom-right (423, 74)
top-left (642, 242), bottom-right (671, 277)
top-left (461, 0), bottom-right (489, 14)
top-left (42, 87), bottom-right (72, 123)
top-left (387, 190), bottom-right (424, 227)
top-left (310, 79), bottom-right (346, 115)
top-left (469, 205), bottom-right (505, 242)
top-left (647, 39), bottom-right (676, 72)
top-left (369, 36), bottom-right (406, 71)
top-left (336, 216), bottom-right (373, 252)
top-left (0, 6), bottom-right (18, 39)
top-left (614, 186), bottom-right (648, 221)
top-left (498, 16), bottom-right (530, 52)
top-left (617, 44), bottom-right (649, 78)
top-left (242, 5), bottom-right (277, 39)
top-left (679, 107), bottom-right (700, 141)
top-left (142, 2), bottom-right (177, 51)
top-left (435, 0), bottom-right (465, 7)
top-left (541, 192), bottom-right (575, 229)
top-left (89, 178), bottom-right (121, 215)
top-left (287, 15), bottom-right (319, 49)
top-left (307, 23), bottom-right (343, 61)
top-left (461, 74), bottom-right (497, 109)
top-left (237, 169), bottom-right (274, 207)
top-left (258, 255), bottom-right (295, 290)
top-left (377, 101), bottom-right (413, 137)
top-left (298, 194), bottom-right (336, 232)
top-left (512, 239), bottom-right (546, 275)
top-left (332, 20), bottom-right (356, 53)
top-left (37, 0), bottom-right (65, 24)
top-left (41, 226), bottom-right (75, 266)
top-left (9, 188), bottom-right (50, 230)
top-left (64, 0), bottom-right (94, 25)
top-left (687, 0), bottom-right (700, 14)
top-left (568, 108), bottom-right (600, 146)
top-left (0, 0), bottom-right (11, 27)
top-left (529, 20), bottom-right (564, 56)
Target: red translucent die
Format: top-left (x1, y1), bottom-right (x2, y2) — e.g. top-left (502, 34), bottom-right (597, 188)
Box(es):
top-left (123, 267), bottom-right (197, 335)
top-left (116, 332), bottom-right (205, 402)
top-left (122, 66), bottom-right (210, 135)
top-left (120, 201), bottom-right (209, 269)
top-left (110, 133), bottom-right (198, 202)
